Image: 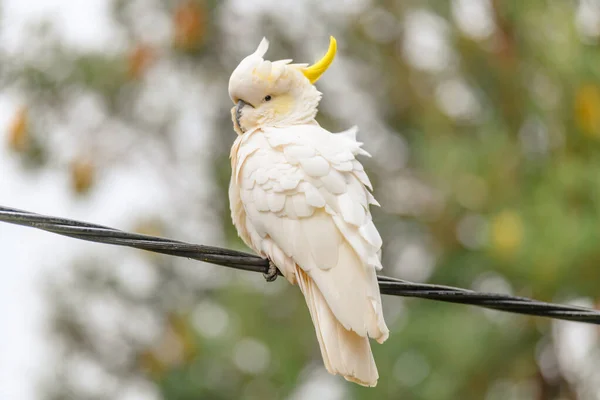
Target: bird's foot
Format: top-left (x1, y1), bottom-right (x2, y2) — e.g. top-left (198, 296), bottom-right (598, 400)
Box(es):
top-left (263, 261), bottom-right (279, 282)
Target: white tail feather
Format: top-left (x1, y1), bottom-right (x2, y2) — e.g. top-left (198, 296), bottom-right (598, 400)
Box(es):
top-left (295, 266), bottom-right (379, 387)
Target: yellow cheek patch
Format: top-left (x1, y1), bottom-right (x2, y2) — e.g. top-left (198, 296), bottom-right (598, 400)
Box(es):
top-left (272, 94), bottom-right (295, 115)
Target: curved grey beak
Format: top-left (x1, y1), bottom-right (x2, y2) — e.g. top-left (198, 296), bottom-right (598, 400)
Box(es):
top-left (235, 99), bottom-right (252, 132)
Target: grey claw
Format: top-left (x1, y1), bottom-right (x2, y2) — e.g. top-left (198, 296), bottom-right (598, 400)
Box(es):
top-left (263, 261), bottom-right (279, 282)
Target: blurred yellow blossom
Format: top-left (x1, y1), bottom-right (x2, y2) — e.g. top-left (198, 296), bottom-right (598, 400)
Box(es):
top-left (575, 84), bottom-right (600, 138)
top-left (70, 157), bottom-right (95, 194)
top-left (7, 106), bottom-right (29, 152)
top-left (490, 210), bottom-right (524, 256)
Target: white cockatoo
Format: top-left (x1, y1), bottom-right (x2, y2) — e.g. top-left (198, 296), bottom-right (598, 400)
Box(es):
top-left (227, 36), bottom-right (389, 386)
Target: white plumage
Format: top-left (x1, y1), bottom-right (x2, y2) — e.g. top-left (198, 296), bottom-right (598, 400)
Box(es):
top-left (228, 37), bottom-right (389, 386)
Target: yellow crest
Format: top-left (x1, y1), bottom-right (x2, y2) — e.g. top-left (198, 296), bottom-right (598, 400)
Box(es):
top-left (302, 36), bottom-right (337, 84)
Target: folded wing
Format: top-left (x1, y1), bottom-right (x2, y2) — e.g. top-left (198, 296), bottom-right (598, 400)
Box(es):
top-left (236, 124), bottom-right (388, 343)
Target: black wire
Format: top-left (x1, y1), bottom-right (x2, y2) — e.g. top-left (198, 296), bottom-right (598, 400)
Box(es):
top-left (1, 205), bottom-right (598, 325)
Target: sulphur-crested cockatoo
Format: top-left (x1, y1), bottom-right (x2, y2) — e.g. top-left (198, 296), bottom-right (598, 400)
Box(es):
top-left (228, 37), bottom-right (389, 386)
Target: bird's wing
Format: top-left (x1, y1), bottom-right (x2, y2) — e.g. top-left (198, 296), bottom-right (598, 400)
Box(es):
top-left (236, 124), bottom-right (388, 341)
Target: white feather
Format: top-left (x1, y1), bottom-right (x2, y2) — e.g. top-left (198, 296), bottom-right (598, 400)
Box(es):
top-left (301, 211), bottom-right (340, 270)
top-left (333, 161), bottom-right (354, 172)
top-left (254, 168), bottom-right (269, 185)
top-left (304, 184), bottom-right (326, 208)
top-left (267, 192), bottom-right (286, 212)
top-left (320, 169), bottom-right (346, 194)
top-left (251, 188), bottom-right (269, 212)
top-left (340, 126), bottom-right (358, 141)
top-left (352, 159), bottom-right (364, 171)
top-left (354, 169), bottom-right (373, 190)
top-left (299, 155), bottom-right (330, 177)
top-left (284, 144), bottom-right (316, 161)
top-left (280, 175), bottom-right (302, 191)
top-left (359, 220), bottom-right (383, 249)
top-left (282, 196), bottom-right (298, 219)
top-left (329, 150), bottom-right (355, 164)
top-left (254, 37), bottom-right (269, 58)
top-left (337, 192), bottom-right (366, 226)
top-left (367, 191), bottom-right (381, 207)
top-left (292, 194), bottom-right (314, 217)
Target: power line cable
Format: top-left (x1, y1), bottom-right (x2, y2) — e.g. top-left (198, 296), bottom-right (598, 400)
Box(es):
top-left (1, 205), bottom-right (598, 325)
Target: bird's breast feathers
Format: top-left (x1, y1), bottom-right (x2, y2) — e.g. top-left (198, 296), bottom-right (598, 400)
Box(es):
top-left (230, 124), bottom-right (383, 272)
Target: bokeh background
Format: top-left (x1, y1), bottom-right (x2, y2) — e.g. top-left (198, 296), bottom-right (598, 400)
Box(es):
top-left (1, 0), bottom-right (600, 399)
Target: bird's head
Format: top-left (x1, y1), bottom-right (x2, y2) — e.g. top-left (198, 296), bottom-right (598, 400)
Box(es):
top-left (228, 36), bottom-right (337, 133)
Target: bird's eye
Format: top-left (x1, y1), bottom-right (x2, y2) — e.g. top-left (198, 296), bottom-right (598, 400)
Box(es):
top-left (264, 95), bottom-right (272, 102)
